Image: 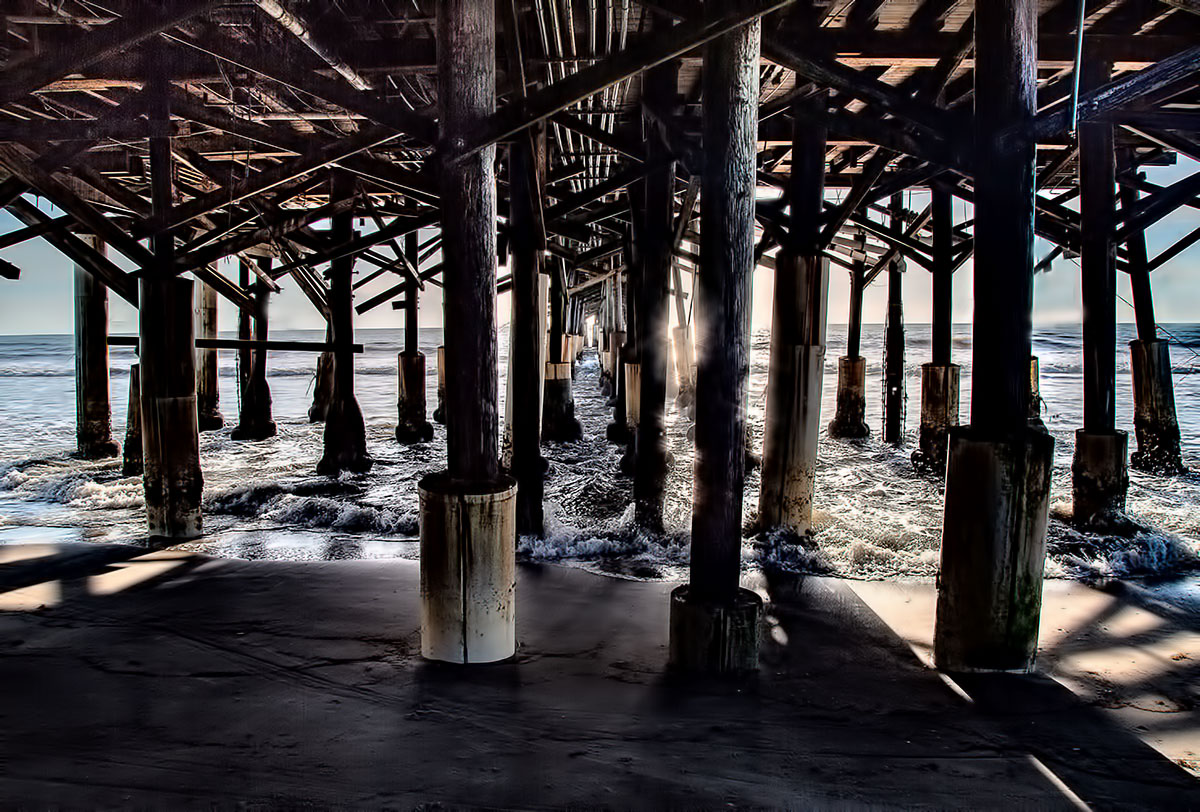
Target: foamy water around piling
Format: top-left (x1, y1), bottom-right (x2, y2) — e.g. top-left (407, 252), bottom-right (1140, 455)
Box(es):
top-left (1, 324), bottom-right (1199, 582)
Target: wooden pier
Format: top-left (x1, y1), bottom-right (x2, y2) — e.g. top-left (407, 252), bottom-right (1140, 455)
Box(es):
top-left (1, 0), bottom-right (1199, 802)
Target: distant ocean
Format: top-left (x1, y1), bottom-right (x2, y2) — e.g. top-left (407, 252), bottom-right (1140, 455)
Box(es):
top-left (2, 323), bottom-right (1199, 582)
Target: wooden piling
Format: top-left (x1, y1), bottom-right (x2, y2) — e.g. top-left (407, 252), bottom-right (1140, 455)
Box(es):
top-left (758, 93), bottom-right (829, 536)
top-left (421, 0), bottom-right (515, 665)
top-left (633, 59), bottom-right (678, 532)
top-left (829, 251), bottom-right (869, 439)
top-left (122, 364), bottom-right (142, 477)
top-left (510, 127), bottom-right (546, 534)
top-left (543, 256), bottom-right (582, 442)
top-left (194, 278), bottom-right (223, 431)
top-left (914, 186), bottom-right (958, 473)
top-left (1073, 54), bottom-right (1128, 526)
top-left (231, 264), bottom-right (277, 442)
top-left (883, 196), bottom-right (905, 446)
top-left (74, 236), bottom-right (118, 459)
top-left (139, 48), bottom-right (202, 539)
top-left (935, 0), bottom-right (1053, 673)
top-left (396, 232), bottom-right (434, 444)
top-left (318, 171), bottom-right (372, 475)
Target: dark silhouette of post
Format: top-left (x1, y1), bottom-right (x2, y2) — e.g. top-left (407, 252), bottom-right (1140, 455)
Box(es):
top-left (935, 0), bottom-right (1054, 673)
top-left (670, 2), bottom-right (763, 675)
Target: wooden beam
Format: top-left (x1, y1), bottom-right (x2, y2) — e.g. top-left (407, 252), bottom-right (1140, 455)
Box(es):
top-left (0, 0), bottom-right (223, 105)
top-left (4, 197), bottom-right (137, 304)
top-left (459, 0), bottom-right (796, 157)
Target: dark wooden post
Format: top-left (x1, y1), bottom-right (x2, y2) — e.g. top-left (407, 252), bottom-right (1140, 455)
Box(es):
top-left (74, 236), bottom-right (119, 459)
top-left (396, 231), bottom-right (434, 443)
top-left (934, 0), bottom-right (1054, 673)
top-left (931, 187), bottom-right (953, 367)
top-left (829, 246), bottom-right (869, 439)
top-left (883, 195), bottom-right (905, 446)
top-left (237, 259), bottom-right (252, 399)
top-left (1073, 54), bottom-right (1128, 526)
top-left (757, 93), bottom-right (829, 536)
top-left (438, 0), bottom-right (499, 482)
top-left (420, 0), bottom-right (515, 665)
top-left (510, 129), bottom-right (546, 535)
top-left (670, 2), bottom-right (762, 675)
top-left (634, 59), bottom-right (678, 531)
top-left (139, 45), bottom-right (202, 538)
top-left (318, 171), bottom-right (372, 474)
top-left (1120, 151), bottom-right (1184, 474)
top-left (914, 185), bottom-right (959, 473)
top-left (231, 258), bottom-right (276, 441)
top-left (195, 277), bottom-right (223, 431)
top-left (543, 255), bottom-right (582, 441)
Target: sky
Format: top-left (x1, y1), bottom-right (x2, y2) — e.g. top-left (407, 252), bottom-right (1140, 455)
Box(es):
top-left (1, 157), bottom-right (1197, 336)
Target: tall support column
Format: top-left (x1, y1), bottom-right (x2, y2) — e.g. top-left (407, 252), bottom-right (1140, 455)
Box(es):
top-left (670, 5), bottom-right (762, 675)
top-left (829, 253), bottom-right (869, 439)
top-left (634, 59), bottom-right (678, 532)
top-left (396, 232), bottom-right (434, 444)
top-left (231, 260), bottom-right (276, 441)
top-left (758, 93), bottom-right (829, 536)
top-left (194, 278), bottom-right (223, 431)
top-left (74, 236), bottom-right (119, 459)
top-left (883, 196), bottom-right (905, 445)
top-left (237, 260), bottom-right (252, 400)
top-left (914, 185), bottom-right (960, 473)
top-left (935, 0), bottom-right (1054, 673)
top-left (318, 172), bottom-right (372, 474)
top-left (510, 127), bottom-right (546, 535)
top-left (420, 0), bottom-right (515, 665)
top-left (140, 48), bottom-right (202, 538)
top-left (1073, 55), bottom-right (1128, 526)
top-left (543, 256), bottom-right (582, 441)
top-left (1120, 152), bottom-right (1184, 474)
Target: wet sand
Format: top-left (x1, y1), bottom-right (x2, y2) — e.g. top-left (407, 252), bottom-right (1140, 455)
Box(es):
top-left (0, 539), bottom-right (1196, 807)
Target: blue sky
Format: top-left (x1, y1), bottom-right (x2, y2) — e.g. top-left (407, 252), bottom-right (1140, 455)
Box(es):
top-left (1, 157), bottom-right (1196, 335)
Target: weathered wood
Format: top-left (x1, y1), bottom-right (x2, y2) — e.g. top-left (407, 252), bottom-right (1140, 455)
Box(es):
top-left (74, 236), bottom-right (118, 460)
top-left (757, 91), bottom-right (829, 536)
top-left (231, 263), bottom-right (277, 442)
top-left (509, 127), bottom-right (546, 534)
top-left (139, 49), bottom-right (202, 539)
top-left (1079, 56), bottom-right (1118, 434)
top-left (935, 0), bottom-right (1055, 675)
top-left (634, 59), bottom-right (678, 532)
top-left (931, 186), bottom-right (953, 367)
top-left (462, 0), bottom-right (794, 156)
top-left (970, 0), bottom-right (1039, 434)
top-left (439, 0), bottom-right (500, 482)
top-left (0, 0), bottom-right (222, 105)
top-left (690, 3), bottom-right (760, 604)
top-left (883, 197), bottom-right (905, 446)
top-left (194, 280), bottom-right (223, 432)
top-left (318, 171), bottom-right (372, 475)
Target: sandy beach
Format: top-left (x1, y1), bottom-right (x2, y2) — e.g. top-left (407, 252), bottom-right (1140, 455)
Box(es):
top-left (1, 537), bottom-right (1195, 807)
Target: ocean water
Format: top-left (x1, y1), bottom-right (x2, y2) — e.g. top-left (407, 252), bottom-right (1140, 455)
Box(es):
top-left (1, 323), bottom-right (1199, 583)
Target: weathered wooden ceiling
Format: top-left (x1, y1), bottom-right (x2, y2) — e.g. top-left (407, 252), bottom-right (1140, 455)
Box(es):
top-left (0, 0), bottom-right (1197, 315)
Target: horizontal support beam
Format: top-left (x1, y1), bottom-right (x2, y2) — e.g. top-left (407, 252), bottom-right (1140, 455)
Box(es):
top-left (108, 336), bottom-right (364, 353)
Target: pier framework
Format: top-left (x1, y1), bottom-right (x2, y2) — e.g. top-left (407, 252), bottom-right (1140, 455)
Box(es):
top-left (0, 0), bottom-right (1198, 675)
